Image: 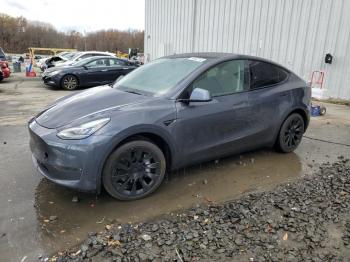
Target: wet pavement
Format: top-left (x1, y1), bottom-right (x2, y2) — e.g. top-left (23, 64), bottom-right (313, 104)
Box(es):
top-left (1, 75), bottom-right (350, 262)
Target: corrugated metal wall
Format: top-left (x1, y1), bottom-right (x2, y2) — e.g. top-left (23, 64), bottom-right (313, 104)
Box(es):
top-left (145, 0), bottom-right (350, 100)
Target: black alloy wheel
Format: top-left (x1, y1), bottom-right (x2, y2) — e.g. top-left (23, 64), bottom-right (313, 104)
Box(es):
top-left (61, 75), bottom-right (78, 90)
top-left (277, 113), bottom-right (305, 153)
top-left (103, 140), bottom-right (166, 200)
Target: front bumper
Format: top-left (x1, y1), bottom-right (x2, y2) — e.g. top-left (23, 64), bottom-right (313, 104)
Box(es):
top-left (29, 119), bottom-right (111, 192)
top-left (42, 75), bottom-right (60, 87)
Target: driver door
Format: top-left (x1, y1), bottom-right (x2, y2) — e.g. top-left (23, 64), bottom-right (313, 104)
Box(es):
top-left (83, 58), bottom-right (110, 86)
top-left (172, 60), bottom-right (253, 166)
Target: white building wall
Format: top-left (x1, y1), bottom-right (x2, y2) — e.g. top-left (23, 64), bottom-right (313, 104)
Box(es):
top-left (145, 0), bottom-right (350, 100)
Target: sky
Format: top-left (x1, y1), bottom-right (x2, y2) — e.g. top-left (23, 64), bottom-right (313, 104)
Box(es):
top-left (2, 0), bottom-right (145, 33)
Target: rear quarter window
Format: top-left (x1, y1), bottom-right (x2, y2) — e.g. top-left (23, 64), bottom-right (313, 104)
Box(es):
top-left (249, 61), bottom-right (289, 90)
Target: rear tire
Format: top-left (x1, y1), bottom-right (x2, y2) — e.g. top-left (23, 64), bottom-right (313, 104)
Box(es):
top-left (276, 113), bottom-right (305, 153)
top-left (102, 140), bottom-right (166, 200)
top-left (61, 75), bottom-right (79, 90)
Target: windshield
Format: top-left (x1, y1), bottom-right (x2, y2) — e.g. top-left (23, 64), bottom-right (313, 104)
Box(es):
top-left (71, 57), bottom-right (95, 66)
top-left (69, 52), bottom-right (82, 61)
top-left (59, 52), bottom-right (71, 58)
top-left (64, 52), bottom-right (76, 60)
top-left (57, 52), bottom-right (68, 57)
top-left (113, 57), bottom-right (206, 96)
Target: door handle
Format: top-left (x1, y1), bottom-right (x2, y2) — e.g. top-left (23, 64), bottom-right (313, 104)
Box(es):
top-left (122, 67), bottom-right (129, 70)
top-left (100, 69), bottom-right (108, 72)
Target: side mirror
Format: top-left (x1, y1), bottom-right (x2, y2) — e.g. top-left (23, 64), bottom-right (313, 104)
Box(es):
top-left (83, 65), bottom-right (88, 70)
top-left (178, 88), bottom-right (212, 103)
top-left (188, 88), bottom-right (212, 102)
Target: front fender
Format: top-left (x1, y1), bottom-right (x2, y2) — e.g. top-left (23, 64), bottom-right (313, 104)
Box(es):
top-left (95, 124), bottom-right (178, 193)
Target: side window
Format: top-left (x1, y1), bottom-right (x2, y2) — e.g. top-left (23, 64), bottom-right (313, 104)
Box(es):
top-left (109, 59), bottom-right (127, 66)
top-left (191, 60), bottom-right (249, 97)
top-left (86, 58), bottom-right (108, 68)
top-left (249, 61), bottom-right (288, 89)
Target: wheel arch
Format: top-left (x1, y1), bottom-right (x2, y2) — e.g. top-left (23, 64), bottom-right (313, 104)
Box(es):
top-left (287, 107), bottom-right (309, 130)
top-left (274, 107), bottom-right (309, 147)
top-left (117, 132), bottom-right (173, 171)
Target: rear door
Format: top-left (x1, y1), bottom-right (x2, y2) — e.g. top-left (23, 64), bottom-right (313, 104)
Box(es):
top-left (173, 59), bottom-right (253, 166)
top-left (247, 60), bottom-right (291, 146)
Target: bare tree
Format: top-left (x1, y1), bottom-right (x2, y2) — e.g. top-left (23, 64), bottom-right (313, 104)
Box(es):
top-left (0, 13), bottom-right (144, 54)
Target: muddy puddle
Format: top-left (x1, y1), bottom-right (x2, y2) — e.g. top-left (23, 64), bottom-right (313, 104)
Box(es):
top-left (33, 150), bottom-right (303, 255)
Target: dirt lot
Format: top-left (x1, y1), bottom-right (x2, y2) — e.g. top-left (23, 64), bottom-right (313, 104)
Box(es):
top-left (0, 74), bottom-right (350, 262)
top-left (53, 159), bottom-right (350, 262)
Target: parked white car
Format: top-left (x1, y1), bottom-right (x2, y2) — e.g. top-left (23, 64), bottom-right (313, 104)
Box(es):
top-left (54, 51), bottom-right (115, 67)
top-left (37, 52), bottom-right (77, 71)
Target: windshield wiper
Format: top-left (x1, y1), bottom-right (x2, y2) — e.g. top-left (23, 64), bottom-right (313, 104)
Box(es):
top-left (123, 90), bottom-right (143, 95)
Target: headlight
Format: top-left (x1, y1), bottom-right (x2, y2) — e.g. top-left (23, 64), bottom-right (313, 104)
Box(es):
top-left (47, 70), bottom-right (61, 77)
top-left (57, 118), bottom-right (110, 139)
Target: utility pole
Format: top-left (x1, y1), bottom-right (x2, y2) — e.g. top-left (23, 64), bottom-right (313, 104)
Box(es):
top-left (84, 30), bottom-right (87, 51)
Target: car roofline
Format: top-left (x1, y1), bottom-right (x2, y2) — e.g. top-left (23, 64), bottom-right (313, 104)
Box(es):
top-left (158, 52), bottom-right (293, 99)
top-left (162, 52), bottom-right (290, 71)
top-left (64, 56), bottom-right (122, 68)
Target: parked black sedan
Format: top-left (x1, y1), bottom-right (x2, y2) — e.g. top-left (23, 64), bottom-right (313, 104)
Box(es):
top-left (42, 56), bottom-right (138, 90)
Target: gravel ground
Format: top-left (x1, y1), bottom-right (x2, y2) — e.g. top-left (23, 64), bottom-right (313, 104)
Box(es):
top-left (50, 158), bottom-right (350, 262)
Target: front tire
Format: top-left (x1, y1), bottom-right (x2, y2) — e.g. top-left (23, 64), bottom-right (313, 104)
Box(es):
top-left (276, 113), bottom-right (305, 153)
top-left (102, 140), bottom-right (166, 200)
top-left (61, 75), bottom-right (78, 90)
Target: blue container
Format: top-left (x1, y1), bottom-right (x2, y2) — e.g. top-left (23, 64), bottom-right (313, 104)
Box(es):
top-left (311, 105), bottom-right (320, 116)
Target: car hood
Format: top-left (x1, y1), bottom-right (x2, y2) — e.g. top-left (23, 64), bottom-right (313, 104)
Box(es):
top-left (36, 85), bottom-right (152, 128)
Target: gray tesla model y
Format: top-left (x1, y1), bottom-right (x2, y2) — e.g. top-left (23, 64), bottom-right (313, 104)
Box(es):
top-left (29, 53), bottom-right (310, 200)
